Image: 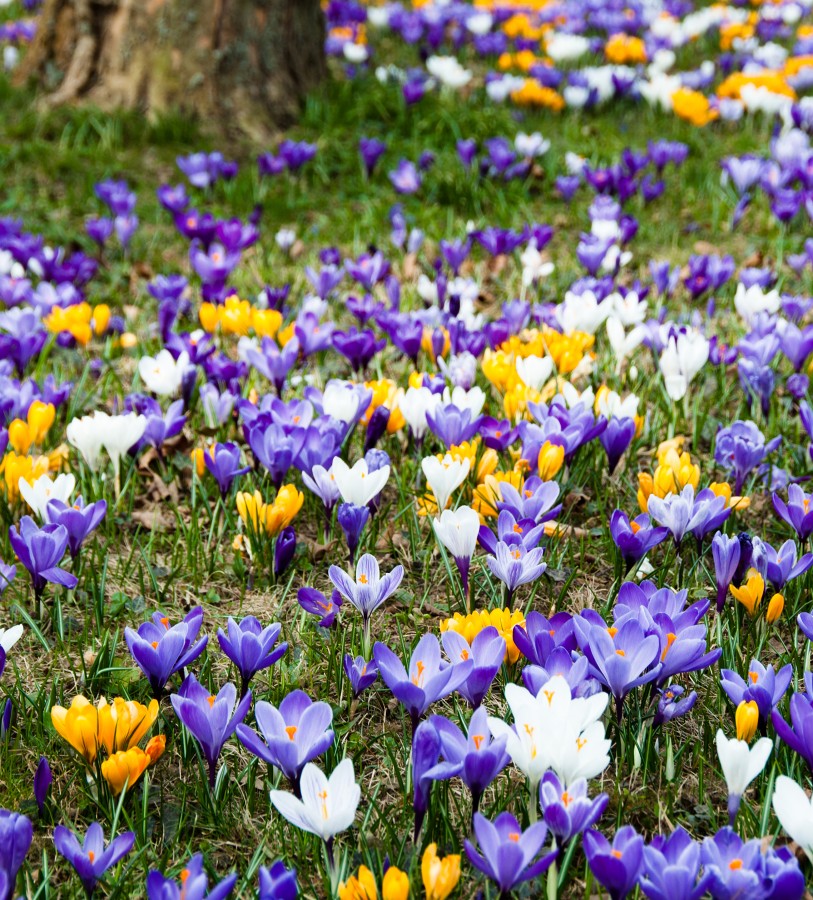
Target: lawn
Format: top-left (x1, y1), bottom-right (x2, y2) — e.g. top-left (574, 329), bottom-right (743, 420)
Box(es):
top-left (0, 1), bottom-right (812, 898)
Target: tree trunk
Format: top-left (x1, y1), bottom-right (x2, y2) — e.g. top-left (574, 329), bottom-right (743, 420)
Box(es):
top-left (14, 0), bottom-right (326, 140)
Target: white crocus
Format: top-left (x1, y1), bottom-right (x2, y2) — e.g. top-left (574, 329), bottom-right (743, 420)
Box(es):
top-left (556, 290), bottom-right (611, 335)
top-left (397, 386), bottom-right (441, 441)
top-left (442, 386), bottom-right (485, 418)
top-left (488, 683), bottom-right (552, 788)
top-left (19, 473), bottom-right (76, 520)
top-left (658, 331), bottom-right (710, 401)
top-left (715, 730), bottom-right (772, 820)
top-left (331, 457), bottom-right (390, 508)
top-left (138, 349), bottom-right (190, 396)
top-left (773, 775), bottom-right (813, 863)
top-left (104, 413), bottom-right (148, 484)
top-left (515, 132), bottom-right (550, 158)
top-left (597, 389), bottom-right (639, 421)
top-left (270, 758), bottom-right (361, 841)
top-left (422, 455), bottom-right (470, 513)
top-left (520, 244), bottom-right (555, 287)
top-left (432, 507), bottom-right (480, 564)
top-left (546, 32), bottom-right (590, 62)
top-left (606, 317), bottom-right (646, 375)
top-left (734, 282), bottom-right (780, 322)
top-left (426, 55), bottom-right (472, 89)
top-left (515, 355), bottom-right (554, 392)
top-left (609, 291), bottom-right (648, 326)
top-left (322, 381), bottom-right (368, 425)
top-left (0, 625), bottom-right (24, 652)
top-left (66, 411), bottom-right (109, 472)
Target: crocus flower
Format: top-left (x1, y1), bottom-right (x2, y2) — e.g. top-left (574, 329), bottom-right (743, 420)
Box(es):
top-left (701, 827), bottom-right (804, 899)
top-left (171, 674), bottom-right (251, 788)
top-left (464, 812), bottom-right (557, 896)
top-left (138, 349), bottom-right (190, 396)
top-left (422, 844), bottom-right (460, 900)
top-left (441, 626), bottom-right (505, 708)
top-left (539, 771), bottom-right (608, 847)
top-left (202, 443), bottom-right (250, 498)
top-left (583, 825), bottom-right (644, 900)
top-left (715, 729), bottom-right (772, 823)
top-left (432, 506), bottom-right (480, 597)
top-left (773, 775), bottom-right (813, 864)
top-left (258, 861), bottom-right (298, 900)
top-left (34, 756), bottom-right (51, 815)
top-left (297, 587), bottom-right (342, 629)
top-left (343, 655), bottom-right (378, 697)
top-left (332, 457), bottom-right (389, 507)
top-left (720, 658), bottom-right (792, 727)
top-left (125, 607), bottom-right (207, 697)
top-left (337, 502), bottom-right (370, 563)
top-left (609, 510), bottom-right (668, 571)
top-left (44, 497), bottom-right (107, 558)
top-left (773, 484), bottom-right (813, 540)
top-left (639, 826), bottom-right (710, 900)
top-left (329, 554), bottom-right (404, 652)
top-left (486, 542), bottom-right (546, 601)
top-left (8, 517), bottom-right (77, 599)
top-left (50, 696), bottom-right (158, 764)
top-left (430, 707), bottom-right (509, 819)
top-left (217, 616), bottom-right (287, 698)
top-left (422, 455), bottom-right (470, 513)
top-left (146, 853), bottom-right (237, 900)
top-left (771, 673), bottom-right (813, 774)
top-left (236, 690), bottom-right (333, 794)
top-left (0, 811), bottom-right (32, 900)
top-left (53, 822), bottom-right (134, 896)
top-left (374, 634), bottom-right (473, 732)
top-left (19, 472), bottom-right (75, 520)
top-left (714, 420), bottom-right (780, 494)
top-left (751, 537), bottom-right (813, 591)
top-left (712, 531), bottom-right (740, 612)
top-left (269, 758), bottom-right (360, 842)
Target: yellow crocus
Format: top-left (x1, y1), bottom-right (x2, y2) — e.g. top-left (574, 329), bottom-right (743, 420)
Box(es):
top-left (265, 484), bottom-right (304, 536)
top-left (28, 401), bottom-right (56, 446)
top-left (236, 491), bottom-right (267, 531)
top-left (537, 441), bottom-right (564, 481)
top-left (736, 701), bottom-right (759, 742)
top-left (91, 304), bottom-right (111, 336)
top-left (441, 608), bottom-right (525, 663)
top-left (382, 867), bottom-right (409, 900)
top-left (766, 593), bottom-right (784, 624)
top-left (7, 420), bottom-right (31, 455)
top-left (2, 452), bottom-right (51, 501)
top-left (422, 844), bottom-right (460, 900)
top-left (339, 866), bottom-right (378, 900)
top-left (729, 569), bottom-right (765, 617)
top-left (51, 696), bottom-right (158, 763)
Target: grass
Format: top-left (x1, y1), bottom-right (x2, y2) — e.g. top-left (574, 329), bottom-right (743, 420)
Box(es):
top-left (0, 5), bottom-right (812, 899)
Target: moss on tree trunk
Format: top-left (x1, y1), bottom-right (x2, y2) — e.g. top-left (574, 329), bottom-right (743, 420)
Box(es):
top-left (15, 0), bottom-right (326, 140)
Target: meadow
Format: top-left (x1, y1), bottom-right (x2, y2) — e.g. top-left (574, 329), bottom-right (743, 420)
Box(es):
top-left (0, 0), bottom-right (813, 897)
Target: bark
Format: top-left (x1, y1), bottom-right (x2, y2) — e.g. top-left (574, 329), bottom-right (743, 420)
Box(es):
top-left (15, 0), bottom-right (326, 140)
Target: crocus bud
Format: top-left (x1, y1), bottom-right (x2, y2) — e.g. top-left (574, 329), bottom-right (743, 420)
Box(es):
top-left (34, 756), bottom-right (52, 814)
top-left (538, 441), bottom-right (565, 480)
top-left (766, 592), bottom-right (784, 624)
top-left (382, 866), bottom-right (409, 900)
top-left (736, 700), bottom-right (759, 742)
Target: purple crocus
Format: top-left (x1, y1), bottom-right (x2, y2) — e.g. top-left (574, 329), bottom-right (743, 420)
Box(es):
top-left (600, 417), bottom-right (636, 474)
top-left (486, 542), bottom-right (546, 601)
top-left (44, 497), bottom-right (107, 558)
top-left (712, 532), bottom-right (741, 613)
top-left (373, 634), bottom-right (473, 732)
top-left (772, 484), bottom-right (813, 540)
top-left (337, 502), bottom-right (370, 563)
top-left (609, 510), bottom-right (668, 571)
top-left (714, 421), bottom-right (780, 494)
top-left (701, 828), bottom-right (804, 899)
top-left (639, 826), bottom-right (711, 900)
top-left (721, 658), bottom-right (793, 728)
top-left (329, 554), bottom-right (403, 654)
top-left (125, 607), bottom-right (207, 698)
top-left (772, 672), bottom-right (813, 774)
top-left (389, 160), bottom-right (421, 194)
top-left (217, 617), bottom-right (287, 698)
top-left (577, 618), bottom-right (661, 721)
top-left (584, 825), bottom-right (644, 900)
top-left (258, 861), bottom-right (297, 900)
top-left (441, 626), bottom-right (505, 709)
top-left (464, 812), bottom-right (557, 896)
top-left (202, 443), bottom-right (250, 498)
top-left (0, 811), bottom-right (33, 900)
top-left (297, 587), bottom-right (342, 629)
top-left (343, 654), bottom-right (378, 697)
top-left (34, 756), bottom-right (51, 815)
top-left (430, 707), bottom-right (509, 821)
top-left (8, 517), bottom-right (77, 599)
top-left (359, 137), bottom-right (386, 178)
top-left (171, 674), bottom-right (251, 788)
top-left (496, 477), bottom-right (561, 524)
top-left (539, 771), bottom-right (608, 846)
top-left (53, 822), bottom-right (134, 896)
top-left (235, 690), bottom-right (333, 795)
top-left (652, 685), bottom-right (697, 727)
top-left (146, 853), bottom-right (237, 900)
top-left (751, 537), bottom-right (813, 591)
